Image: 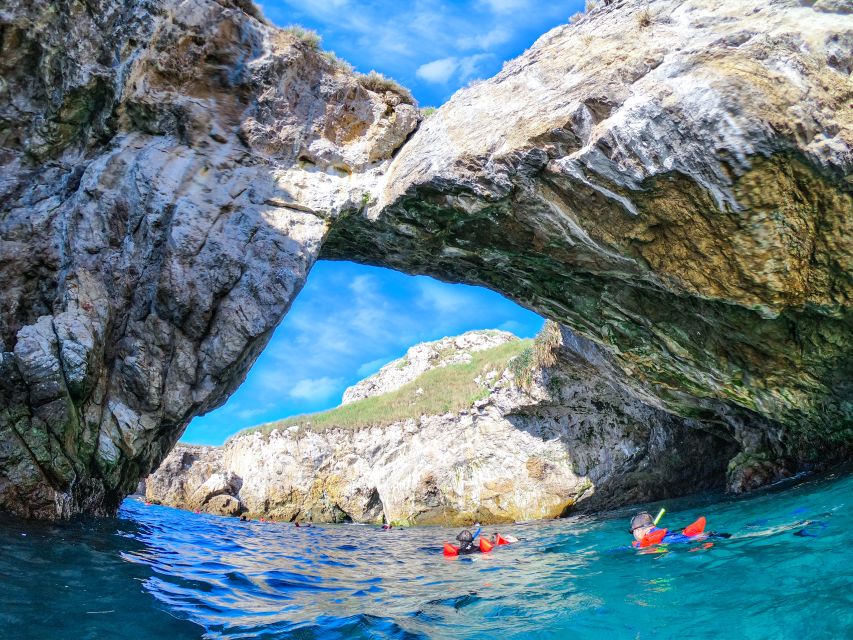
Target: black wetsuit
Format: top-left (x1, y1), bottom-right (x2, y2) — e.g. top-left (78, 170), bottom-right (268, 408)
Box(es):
top-left (457, 540), bottom-right (479, 555)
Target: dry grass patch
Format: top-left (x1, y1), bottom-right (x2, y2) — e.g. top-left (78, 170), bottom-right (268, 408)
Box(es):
top-left (358, 70), bottom-right (416, 105)
top-left (280, 25), bottom-right (322, 49)
top-left (507, 321), bottom-right (562, 389)
top-left (636, 7), bottom-right (653, 28)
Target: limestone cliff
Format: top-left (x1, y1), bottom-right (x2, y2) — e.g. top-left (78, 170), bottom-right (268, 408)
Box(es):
top-left (146, 328), bottom-right (735, 524)
top-left (1, 0), bottom-right (851, 518)
top-left (0, 0), bottom-right (416, 518)
top-left (342, 330), bottom-right (517, 404)
top-left (323, 0), bottom-right (853, 484)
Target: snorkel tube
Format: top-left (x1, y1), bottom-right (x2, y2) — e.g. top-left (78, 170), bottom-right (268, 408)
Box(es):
top-left (653, 508), bottom-right (666, 526)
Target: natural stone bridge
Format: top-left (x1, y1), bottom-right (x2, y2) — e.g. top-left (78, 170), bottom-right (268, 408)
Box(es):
top-left (0, 0), bottom-right (850, 518)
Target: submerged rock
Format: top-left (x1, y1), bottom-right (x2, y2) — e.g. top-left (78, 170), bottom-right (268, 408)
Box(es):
top-left (146, 328), bottom-right (735, 524)
top-left (1, 0), bottom-right (851, 518)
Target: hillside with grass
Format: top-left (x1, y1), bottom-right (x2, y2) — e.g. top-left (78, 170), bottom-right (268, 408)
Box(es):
top-left (234, 336), bottom-right (531, 438)
top-left (149, 322), bottom-right (735, 525)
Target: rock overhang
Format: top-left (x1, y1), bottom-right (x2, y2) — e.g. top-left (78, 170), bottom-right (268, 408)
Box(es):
top-left (0, 0), bottom-right (851, 518)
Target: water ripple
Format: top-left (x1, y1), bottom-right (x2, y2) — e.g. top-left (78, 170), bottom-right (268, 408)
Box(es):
top-left (1, 471), bottom-right (852, 638)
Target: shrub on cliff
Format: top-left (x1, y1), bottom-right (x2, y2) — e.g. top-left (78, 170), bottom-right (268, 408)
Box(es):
top-left (358, 71), bottom-right (416, 105)
top-left (508, 321), bottom-right (562, 388)
top-left (281, 25), bottom-right (322, 49)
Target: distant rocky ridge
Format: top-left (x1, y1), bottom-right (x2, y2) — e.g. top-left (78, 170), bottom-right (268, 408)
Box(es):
top-left (146, 328), bottom-right (735, 524)
top-left (342, 330), bottom-right (516, 404)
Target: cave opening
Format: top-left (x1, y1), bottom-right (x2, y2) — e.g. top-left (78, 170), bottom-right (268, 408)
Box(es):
top-left (160, 258), bottom-right (743, 525)
top-left (181, 260), bottom-right (545, 446)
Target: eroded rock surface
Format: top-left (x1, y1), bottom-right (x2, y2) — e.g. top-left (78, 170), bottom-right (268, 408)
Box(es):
top-left (145, 443), bottom-right (242, 515)
top-left (1, 0), bottom-right (851, 518)
top-left (324, 0), bottom-right (853, 480)
top-left (0, 0), bottom-right (416, 518)
top-left (146, 328), bottom-right (735, 524)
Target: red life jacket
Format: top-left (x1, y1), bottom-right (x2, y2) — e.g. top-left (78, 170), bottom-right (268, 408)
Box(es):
top-left (637, 528), bottom-right (668, 548)
top-left (683, 517), bottom-right (706, 537)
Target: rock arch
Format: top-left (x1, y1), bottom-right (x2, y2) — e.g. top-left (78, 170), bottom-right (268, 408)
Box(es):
top-left (0, 0), bottom-right (850, 518)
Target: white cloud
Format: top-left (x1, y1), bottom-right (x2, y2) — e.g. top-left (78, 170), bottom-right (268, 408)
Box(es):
top-left (479, 0), bottom-right (532, 13)
top-left (235, 406), bottom-right (269, 421)
top-left (416, 54), bottom-right (492, 84)
top-left (256, 369), bottom-right (290, 392)
top-left (416, 57), bottom-right (459, 84)
top-left (458, 54), bottom-right (492, 81)
top-left (457, 27), bottom-right (512, 50)
top-left (416, 279), bottom-right (476, 316)
top-left (289, 377), bottom-right (343, 401)
top-left (316, 0), bottom-right (349, 8)
top-left (349, 273), bottom-right (378, 296)
top-left (357, 25), bottom-right (414, 57)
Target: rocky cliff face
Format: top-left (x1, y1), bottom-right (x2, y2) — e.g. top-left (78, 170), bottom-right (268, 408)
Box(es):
top-left (1, 0), bottom-right (851, 518)
top-left (323, 0), bottom-right (853, 483)
top-left (147, 328), bottom-right (735, 524)
top-left (342, 330), bottom-right (517, 404)
top-left (145, 443), bottom-right (243, 515)
top-left (0, 0), bottom-right (416, 518)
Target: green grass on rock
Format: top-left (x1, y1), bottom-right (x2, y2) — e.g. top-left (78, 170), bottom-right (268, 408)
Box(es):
top-left (234, 339), bottom-right (531, 439)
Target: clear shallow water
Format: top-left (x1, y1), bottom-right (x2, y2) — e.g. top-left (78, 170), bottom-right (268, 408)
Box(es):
top-left (2, 471), bottom-right (852, 640)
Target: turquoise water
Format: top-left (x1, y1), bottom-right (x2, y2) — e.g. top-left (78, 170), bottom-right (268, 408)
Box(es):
top-left (1, 470), bottom-right (851, 639)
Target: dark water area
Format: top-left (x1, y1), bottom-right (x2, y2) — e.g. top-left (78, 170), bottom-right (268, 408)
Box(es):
top-left (1, 470), bottom-right (852, 639)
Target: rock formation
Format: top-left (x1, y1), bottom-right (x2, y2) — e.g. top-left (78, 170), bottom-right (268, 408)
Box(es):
top-left (342, 330), bottom-right (517, 404)
top-left (1, 0), bottom-right (851, 518)
top-left (145, 443), bottom-right (242, 515)
top-left (146, 328), bottom-right (735, 524)
top-left (0, 0), bottom-right (416, 518)
top-left (324, 0), bottom-right (853, 486)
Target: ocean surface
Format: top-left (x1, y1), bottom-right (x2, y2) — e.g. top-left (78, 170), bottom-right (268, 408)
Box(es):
top-left (1, 470), bottom-right (851, 640)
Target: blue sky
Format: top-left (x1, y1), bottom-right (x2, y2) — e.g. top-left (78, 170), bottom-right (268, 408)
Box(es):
top-left (182, 0), bottom-right (586, 444)
top-left (256, 0), bottom-right (585, 106)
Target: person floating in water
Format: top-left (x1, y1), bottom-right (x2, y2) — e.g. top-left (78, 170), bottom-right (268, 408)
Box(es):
top-left (630, 510), bottom-right (730, 548)
top-left (486, 532), bottom-right (518, 545)
top-left (454, 529), bottom-right (480, 554)
top-left (443, 528), bottom-right (517, 555)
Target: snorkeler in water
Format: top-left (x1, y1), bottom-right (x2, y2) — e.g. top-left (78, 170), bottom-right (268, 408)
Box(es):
top-left (630, 511), bottom-right (731, 548)
top-left (455, 529), bottom-right (480, 554)
top-left (443, 527), bottom-right (519, 555)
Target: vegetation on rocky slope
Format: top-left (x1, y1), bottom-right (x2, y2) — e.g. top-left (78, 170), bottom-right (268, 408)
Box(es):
top-left (235, 339), bottom-right (531, 438)
top-left (280, 24), bottom-right (415, 104)
top-left (508, 321), bottom-right (561, 388)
